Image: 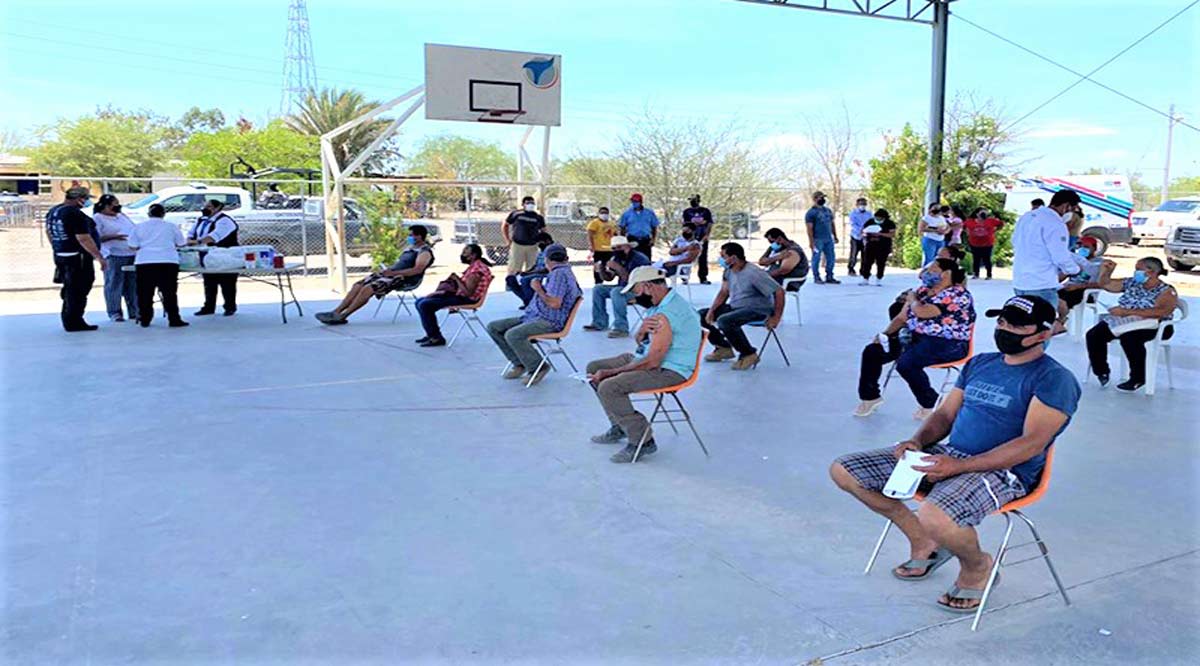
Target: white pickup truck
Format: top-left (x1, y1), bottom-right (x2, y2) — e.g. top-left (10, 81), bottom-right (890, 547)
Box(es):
top-left (123, 184), bottom-right (376, 257)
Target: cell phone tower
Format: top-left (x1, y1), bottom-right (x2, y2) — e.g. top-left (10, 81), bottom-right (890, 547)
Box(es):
top-left (280, 0), bottom-right (318, 116)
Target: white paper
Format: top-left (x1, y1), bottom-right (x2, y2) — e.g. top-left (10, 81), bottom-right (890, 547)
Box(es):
top-left (568, 372), bottom-right (594, 384)
top-left (882, 450), bottom-right (929, 499)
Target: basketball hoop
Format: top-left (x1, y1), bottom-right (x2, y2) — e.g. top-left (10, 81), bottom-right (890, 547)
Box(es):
top-left (477, 109), bottom-right (527, 124)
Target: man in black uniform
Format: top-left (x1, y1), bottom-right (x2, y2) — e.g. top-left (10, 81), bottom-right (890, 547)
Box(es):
top-left (682, 194), bottom-right (714, 284)
top-left (188, 199), bottom-right (240, 316)
top-left (503, 195), bottom-right (546, 277)
top-left (46, 186), bottom-right (106, 331)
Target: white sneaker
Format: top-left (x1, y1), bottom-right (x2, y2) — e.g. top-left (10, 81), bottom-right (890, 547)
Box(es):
top-left (912, 407), bottom-right (935, 421)
top-left (853, 398), bottom-right (884, 417)
top-left (860, 277), bottom-right (871, 286)
top-left (874, 276), bottom-right (884, 287)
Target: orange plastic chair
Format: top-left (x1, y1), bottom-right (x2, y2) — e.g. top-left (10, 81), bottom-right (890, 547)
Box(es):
top-left (445, 273), bottom-right (494, 347)
top-left (863, 447), bottom-right (1069, 631)
top-left (628, 331), bottom-right (709, 463)
top-left (502, 297), bottom-right (584, 387)
top-left (883, 325), bottom-right (975, 403)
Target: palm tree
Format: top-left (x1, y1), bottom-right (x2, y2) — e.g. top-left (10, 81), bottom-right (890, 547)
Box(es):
top-left (286, 87), bottom-right (395, 173)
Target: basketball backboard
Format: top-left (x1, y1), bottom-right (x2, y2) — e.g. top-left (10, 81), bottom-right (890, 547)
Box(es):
top-left (424, 44), bottom-right (561, 126)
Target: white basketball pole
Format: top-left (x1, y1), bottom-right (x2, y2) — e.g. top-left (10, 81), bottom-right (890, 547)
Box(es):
top-left (539, 126), bottom-right (552, 211)
top-left (516, 126), bottom-right (534, 204)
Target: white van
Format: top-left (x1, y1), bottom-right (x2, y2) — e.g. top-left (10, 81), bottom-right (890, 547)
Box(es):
top-left (1003, 175), bottom-right (1134, 253)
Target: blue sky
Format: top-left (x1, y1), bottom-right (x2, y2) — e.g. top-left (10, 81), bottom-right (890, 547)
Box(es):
top-left (2, 0), bottom-right (1197, 181)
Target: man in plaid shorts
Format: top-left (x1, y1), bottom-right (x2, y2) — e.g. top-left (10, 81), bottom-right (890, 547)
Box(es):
top-left (830, 295), bottom-right (1080, 613)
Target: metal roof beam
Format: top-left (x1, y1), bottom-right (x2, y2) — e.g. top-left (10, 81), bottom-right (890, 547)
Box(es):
top-left (733, 0), bottom-right (940, 25)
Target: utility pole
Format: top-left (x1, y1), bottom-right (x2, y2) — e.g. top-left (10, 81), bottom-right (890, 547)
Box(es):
top-left (1161, 103), bottom-right (1177, 204)
top-left (926, 1), bottom-right (950, 208)
top-left (280, 0), bottom-right (318, 116)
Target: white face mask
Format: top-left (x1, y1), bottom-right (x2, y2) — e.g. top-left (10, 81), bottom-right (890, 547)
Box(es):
top-left (524, 203), bottom-right (536, 212)
top-left (1061, 211), bottom-right (1073, 222)
top-left (599, 213), bottom-right (609, 221)
top-left (858, 205), bottom-right (867, 212)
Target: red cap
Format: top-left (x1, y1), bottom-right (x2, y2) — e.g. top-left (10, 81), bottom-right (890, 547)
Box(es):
top-left (1078, 236), bottom-right (1098, 249)
top-left (630, 193), bottom-right (643, 202)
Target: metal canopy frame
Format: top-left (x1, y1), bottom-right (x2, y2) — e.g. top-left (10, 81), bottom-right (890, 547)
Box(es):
top-left (319, 84), bottom-right (552, 292)
top-left (736, 0), bottom-right (953, 207)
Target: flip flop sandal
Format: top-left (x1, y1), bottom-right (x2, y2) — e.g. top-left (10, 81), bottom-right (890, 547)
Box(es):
top-left (936, 575), bottom-right (1000, 614)
top-left (891, 547), bottom-right (952, 581)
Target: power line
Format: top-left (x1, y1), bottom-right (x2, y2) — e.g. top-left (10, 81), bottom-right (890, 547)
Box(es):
top-left (954, 3), bottom-right (1200, 134)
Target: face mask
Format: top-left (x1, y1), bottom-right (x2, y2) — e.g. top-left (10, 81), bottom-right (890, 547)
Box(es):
top-left (524, 203), bottom-right (536, 212)
top-left (919, 270), bottom-right (941, 288)
top-left (682, 232), bottom-right (694, 240)
top-left (406, 235), bottom-right (416, 246)
top-left (858, 206), bottom-right (866, 212)
top-left (631, 202), bottom-right (641, 209)
top-left (599, 213), bottom-right (609, 221)
top-left (634, 293), bottom-right (655, 309)
top-left (769, 242), bottom-right (782, 252)
top-left (994, 328), bottom-right (1037, 355)
top-left (1132, 269), bottom-right (1149, 284)
top-left (201, 208), bottom-right (213, 217)
top-left (690, 200), bottom-right (699, 208)
top-left (460, 254), bottom-right (471, 264)
top-left (1061, 212), bottom-right (1073, 223)
top-left (718, 256), bottom-right (730, 269)
top-left (1075, 247), bottom-right (1091, 258)
top-left (816, 198), bottom-right (826, 206)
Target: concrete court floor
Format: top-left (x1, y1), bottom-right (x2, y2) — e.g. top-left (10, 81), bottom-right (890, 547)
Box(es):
top-left (2, 271), bottom-right (1198, 665)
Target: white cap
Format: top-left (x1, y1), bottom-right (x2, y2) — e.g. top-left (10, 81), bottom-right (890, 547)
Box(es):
top-left (621, 265), bottom-right (666, 294)
top-left (610, 235), bottom-right (630, 248)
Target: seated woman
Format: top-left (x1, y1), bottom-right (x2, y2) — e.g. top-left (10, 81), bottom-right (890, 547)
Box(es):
top-left (414, 243), bottom-right (494, 347)
top-left (855, 258), bottom-right (975, 419)
top-left (757, 227), bottom-right (808, 291)
top-left (1085, 256), bottom-right (1178, 392)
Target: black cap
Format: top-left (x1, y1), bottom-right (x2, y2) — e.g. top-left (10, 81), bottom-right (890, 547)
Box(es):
top-left (544, 243), bottom-right (568, 262)
top-left (985, 295), bottom-right (1057, 330)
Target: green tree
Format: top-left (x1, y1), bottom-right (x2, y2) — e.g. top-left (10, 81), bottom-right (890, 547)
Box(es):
top-left (164, 107), bottom-right (226, 149)
top-left (407, 135), bottom-right (516, 209)
top-left (180, 120), bottom-right (319, 178)
top-left (286, 87), bottom-right (395, 173)
top-left (29, 109), bottom-right (170, 177)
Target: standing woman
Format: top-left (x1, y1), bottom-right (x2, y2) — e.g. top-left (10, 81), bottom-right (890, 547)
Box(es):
top-left (859, 208), bottom-right (896, 286)
top-left (188, 199), bottom-right (240, 316)
top-left (963, 207), bottom-right (1004, 279)
top-left (93, 194), bottom-right (140, 322)
top-left (918, 203), bottom-right (947, 265)
top-left (127, 204), bottom-right (188, 327)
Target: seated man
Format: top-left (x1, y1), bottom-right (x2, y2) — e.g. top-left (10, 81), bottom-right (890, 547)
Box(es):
top-left (757, 227), bottom-right (809, 291)
top-left (698, 242), bottom-right (784, 370)
top-left (1054, 237), bottom-right (1113, 331)
top-left (584, 236), bottom-right (650, 338)
top-left (1085, 256), bottom-right (1179, 392)
top-left (505, 232), bottom-right (554, 308)
top-left (317, 224), bottom-right (434, 324)
top-left (831, 295), bottom-right (1080, 613)
top-left (655, 222), bottom-right (701, 278)
top-left (486, 244), bottom-right (582, 385)
top-left (855, 258), bottom-right (975, 419)
top-left (587, 266), bottom-right (702, 463)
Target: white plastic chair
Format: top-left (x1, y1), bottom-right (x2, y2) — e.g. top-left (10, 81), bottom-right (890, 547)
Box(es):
top-left (1068, 289), bottom-right (1102, 339)
top-left (668, 263), bottom-right (695, 304)
top-left (1084, 300), bottom-right (1186, 395)
top-left (782, 277), bottom-right (805, 325)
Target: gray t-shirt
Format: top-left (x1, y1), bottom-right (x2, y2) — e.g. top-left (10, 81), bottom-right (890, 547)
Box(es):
top-left (724, 263), bottom-right (780, 312)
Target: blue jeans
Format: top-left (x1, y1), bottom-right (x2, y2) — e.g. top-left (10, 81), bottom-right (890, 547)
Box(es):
top-left (921, 237), bottom-right (944, 265)
top-left (591, 284), bottom-right (631, 332)
top-left (103, 254), bottom-right (138, 320)
top-left (859, 333), bottom-right (969, 407)
top-left (415, 293), bottom-right (474, 340)
top-left (811, 238), bottom-right (836, 280)
top-left (505, 273), bottom-right (543, 307)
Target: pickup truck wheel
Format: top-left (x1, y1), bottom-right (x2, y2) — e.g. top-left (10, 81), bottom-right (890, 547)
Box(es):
top-left (1167, 258), bottom-right (1194, 272)
top-left (485, 246), bottom-right (510, 265)
top-left (1082, 231), bottom-right (1109, 256)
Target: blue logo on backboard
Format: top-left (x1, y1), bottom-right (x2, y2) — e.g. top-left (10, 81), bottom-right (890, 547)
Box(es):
top-left (522, 57), bottom-right (558, 89)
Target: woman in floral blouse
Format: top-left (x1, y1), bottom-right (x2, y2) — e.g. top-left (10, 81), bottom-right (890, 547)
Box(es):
top-left (855, 258), bottom-right (976, 419)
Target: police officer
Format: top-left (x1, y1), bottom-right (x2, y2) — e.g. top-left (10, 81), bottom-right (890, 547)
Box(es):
top-left (46, 186), bottom-right (105, 331)
top-left (188, 199), bottom-right (240, 316)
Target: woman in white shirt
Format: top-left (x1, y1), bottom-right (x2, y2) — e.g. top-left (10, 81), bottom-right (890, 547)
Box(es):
top-left (919, 203), bottom-right (948, 265)
top-left (93, 194), bottom-right (140, 322)
top-left (127, 204), bottom-right (188, 328)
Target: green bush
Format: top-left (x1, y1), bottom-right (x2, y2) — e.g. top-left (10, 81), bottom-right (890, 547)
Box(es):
top-left (354, 189), bottom-right (410, 269)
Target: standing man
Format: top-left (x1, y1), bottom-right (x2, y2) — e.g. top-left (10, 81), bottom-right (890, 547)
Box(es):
top-left (585, 206), bottom-right (618, 284)
top-left (502, 195), bottom-right (546, 276)
top-left (847, 196), bottom-right (872, 277)
top-left (46, 186), bottom-right (105, 331)
top-left (1011, 189), bottom-right (1081, 311)
top-left (806, 190), bottom-right (840, 284)
top-left (188, 199), bottom-right (240, 316)
top-left (619, 193), bottom-right (659, 260)
top-left (682, 194), bottom-right (714, 284)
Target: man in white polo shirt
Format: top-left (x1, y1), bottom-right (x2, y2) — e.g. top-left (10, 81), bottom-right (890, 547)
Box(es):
top-left (1011, 189), bottom-right (1081, 310)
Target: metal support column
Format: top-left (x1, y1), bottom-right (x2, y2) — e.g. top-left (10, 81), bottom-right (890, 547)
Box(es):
top-left (925, 1), bottom-right (950, 208)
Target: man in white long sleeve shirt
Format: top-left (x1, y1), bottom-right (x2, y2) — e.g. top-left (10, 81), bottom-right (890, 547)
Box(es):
top-left (1011, 189), bottom-right (1081, 310)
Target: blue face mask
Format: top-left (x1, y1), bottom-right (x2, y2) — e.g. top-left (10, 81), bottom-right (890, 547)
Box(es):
top-left (631, 202), bottom-right (641, 210)
top-left (1075, 247), bottom-right (1091, 258)
top-left (406, 236), bottom-right (415, 246)
top-left (770, 242), bottom-right (782, 252)
top-left (919, 270), bottom-right (941, 288)
top-left (718, 256), bottom-right (729, 269)
top-left (1132, 269), bottom-right (1148, 284)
